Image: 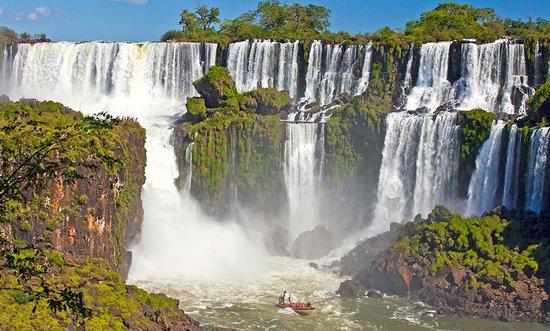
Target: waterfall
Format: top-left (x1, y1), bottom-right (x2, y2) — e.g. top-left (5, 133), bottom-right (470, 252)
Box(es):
top-left (0, 44), bottom-right (15, 92)
top-left (401, 45), bottom-right (414, 97)
top-left (227, 40), bottom-right (300, 98)
top-left (370, 112), bottom-right (459, 235)
top-left (284, 121), bottom-right (323, 240)
top-left (9, 42), bottom-right (217, 104)
top-left (525, 127), bottom-right (550, 213)
top-left (466, 121), bottom-right (506, 216)
top-left (502, 125), bottom-right (522, 209)
top-left (304, 40), bottom-right (372, 106)
top-left (405, 40), bottom-right (532, 114)
top-left (7, 41), bottom-right (264, 280)
top-left (405, 42), bottom-right (452, 111)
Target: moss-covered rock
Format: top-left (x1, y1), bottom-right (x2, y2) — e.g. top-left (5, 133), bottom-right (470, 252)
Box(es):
top-left (0, 99), bottom-right (146, 276)
top-left (193, 66), bottom-right (238, 108)
top-left (0, 254), bottom-right (198, 330)
top-left (457, 108), bottom-right (495, 190)
top-left (240, 88), bottom-right (292, 115)
top-left (324, 96), bottom-right (385, 226)
top-left (529, 81), bottom-right (550, 124)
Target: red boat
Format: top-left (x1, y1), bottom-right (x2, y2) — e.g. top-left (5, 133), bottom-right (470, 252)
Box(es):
top-left (276, 302), bottom-right (315, 313)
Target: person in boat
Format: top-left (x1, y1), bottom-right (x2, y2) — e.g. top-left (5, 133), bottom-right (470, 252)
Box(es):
top-left (281, 291), bottom-right (291, 304)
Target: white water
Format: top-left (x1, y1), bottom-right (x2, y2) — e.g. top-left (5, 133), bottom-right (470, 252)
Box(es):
top-left (466, 121), bottom-right (506, 216)
top-left (227, 40), bottom-right (300, 98)
top-left (284, 121), bottom-right (323, 240)
top-left (370, 112), bottom-right (459, 235)
top-left (405, 40), bottom-right (532, 114)
top-left (4, 41), bottom-right (269, 281)
top-left (305, 40), bottom-right (373, 106)
top-left (405, 42), bottom-right (452, 111)
top-left (502, 125), bottom-right (521, 209)
top-left (525, 127), bottom-right (550, 213)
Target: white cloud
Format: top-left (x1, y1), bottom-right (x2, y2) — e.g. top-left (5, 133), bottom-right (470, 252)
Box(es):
top-left (110, 0), bottom-right (148, 4)
top-left (24, 6), bottom-right (51, 21)
top-left (27, 12), bottom-right (38, 21)
top-left (35, 6), bottom-right (51, 17)
top-left (0, 7), bottom-right (4, 15)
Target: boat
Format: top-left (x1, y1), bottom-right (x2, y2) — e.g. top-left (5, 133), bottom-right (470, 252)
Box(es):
top-left (276, 302), bottom-right (315, 314)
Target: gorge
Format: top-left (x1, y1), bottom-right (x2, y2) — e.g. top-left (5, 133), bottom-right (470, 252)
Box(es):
top-left (1, 1), bottom-right (549, 329)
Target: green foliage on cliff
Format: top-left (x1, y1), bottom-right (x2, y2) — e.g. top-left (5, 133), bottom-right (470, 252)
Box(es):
top-left (529, 82), bottom-right (550, 123)
top-left (0, 99), bottom-right (177, 329)
top-left (457, 108), bottom-right (495, 178)
top-left (0, 253), bottom-right (193, 329)
top-left (179, 68), bottom-right (290, 216)
top-left (325, 96), bottom-right (383, 193)
top-left (392, 208), bottom-right (540, 288)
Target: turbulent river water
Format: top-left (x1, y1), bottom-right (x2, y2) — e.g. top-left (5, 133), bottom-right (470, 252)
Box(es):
top-left (130, 256), bottom-right (547, 330)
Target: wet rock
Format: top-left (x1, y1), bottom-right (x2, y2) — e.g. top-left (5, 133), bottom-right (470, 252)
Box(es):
top-left (390, 222), bottom-right (402, 231)
top-left (308, 262), bottom-right (319, 269)
top-left (292, 225), bottom-right (334, 259)
top-left (435, 100), bottom-right (459, 113)
top-left (366, 289), bottom-right (383, 299)
top-left (337, 279), bottom-right (366, 298)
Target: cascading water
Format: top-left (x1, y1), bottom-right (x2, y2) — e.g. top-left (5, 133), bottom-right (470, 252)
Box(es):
top-left (406, 40), bottom-right (532, 114)
top-left (227, 40), bottom-right (300, 98)
top-left (304, 40), bottom-right (372, 106)
top-left (5, 41), bottom-right (265, 281)
top-left (502, 125), bottom-right (522, 209)
top-left (525, 127), bottom-right (550, 213)
top-left (405, 42), bottom-right (452, 111)
top-left (370, 111), bottom-right (459, 235)
top-left (283, 119), bottom-right (324, 240)
top-left (466, 121), bottom-right (506, 216)
top-left (0, 44), bottom-right (15, 91)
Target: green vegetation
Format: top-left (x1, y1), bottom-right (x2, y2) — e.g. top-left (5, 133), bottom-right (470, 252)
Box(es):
top-left (0, 26), bottom-right (48, 43)
top-left (162, 2), bottom-right (549, 47)
top-left (180, 66), bottom-right (290, 216)
top-left (0, 252), bottom-right (189, 329)
top-left (0, 100), bottom-right (182, 328)
top-left (391, 207), bottom-right (540, 288)
top-left (457, 108), bottom-right (495, 179)
top-left (325, 96), bottom-right (384, 196)
top-left (529, 82), bottom-right (550, 124)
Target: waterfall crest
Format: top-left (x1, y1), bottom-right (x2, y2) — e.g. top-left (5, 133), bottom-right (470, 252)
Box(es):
top-left (227, 40), bottom-right (300, 98)
top-left (405, 40), bottom-right (533, 114)
top-left (305, 41), bottom-right (373, 106)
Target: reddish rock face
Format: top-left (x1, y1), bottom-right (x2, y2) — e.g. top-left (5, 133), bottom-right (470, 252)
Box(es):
top-left (10, 123), bottom-right (146, 278)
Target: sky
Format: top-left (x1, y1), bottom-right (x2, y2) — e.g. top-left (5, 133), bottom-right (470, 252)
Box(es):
top-left (0, 0), bottom-right (548, 42)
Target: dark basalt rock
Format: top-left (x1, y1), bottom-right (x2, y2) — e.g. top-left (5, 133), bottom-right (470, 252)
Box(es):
top-left (337, 279), bottom-right (366, 298)
top-left (447, 41), bottom-right (462, 84)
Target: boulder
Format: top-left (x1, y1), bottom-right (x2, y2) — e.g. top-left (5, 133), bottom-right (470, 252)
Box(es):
top-left (337, 279), bottom-right (366, 298)
top-left (292, 225), bottom-right (334, 259)
top-left (192, 66), bottom-right (238, 108)
top-left (308, 262), bottom-right (319, 269)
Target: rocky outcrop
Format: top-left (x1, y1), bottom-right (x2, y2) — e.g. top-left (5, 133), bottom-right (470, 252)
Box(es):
top-left (292, 225), bottom-right (334, 259)
top-left (338, 206), bottom-right (550, 323)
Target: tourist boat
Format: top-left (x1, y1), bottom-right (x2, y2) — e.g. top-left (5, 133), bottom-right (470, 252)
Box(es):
top-left (276, 302), bottom-right (315, 314)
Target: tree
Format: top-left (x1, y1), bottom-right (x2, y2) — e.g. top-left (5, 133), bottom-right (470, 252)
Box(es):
top-left (0, 26), bottom-right (18, 41)
top-left (179, 5), bottom-right (220, 32)
top-left (404, 2), bottom-right (499, 42)
top-left (19, 32), bottom-right (31, 40)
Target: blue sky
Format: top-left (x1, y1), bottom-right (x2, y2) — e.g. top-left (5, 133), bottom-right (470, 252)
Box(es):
top-left (0, 0), bottom-right (548, 42)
